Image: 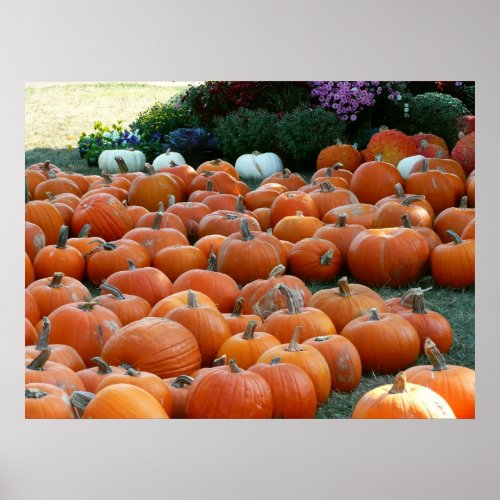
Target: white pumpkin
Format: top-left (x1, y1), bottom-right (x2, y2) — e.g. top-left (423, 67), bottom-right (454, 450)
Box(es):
top-left (98, 149), bottom-right (146, 173)
top-left (397, 154), bottom-right (426, 180)
top-left (152, 149), bottom-right (187, 170)
top-left (235, 151), bottom-right (283, 179)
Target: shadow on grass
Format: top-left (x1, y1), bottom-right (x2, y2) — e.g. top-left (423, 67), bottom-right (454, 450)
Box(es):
top-left (25, 148), bottom-right (98, 174)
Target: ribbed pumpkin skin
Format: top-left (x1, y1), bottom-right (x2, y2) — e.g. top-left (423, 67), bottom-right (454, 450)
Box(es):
top-left (85, 239), bottom-right (151, 286)
top-left (216, 229), bottom-right (288, 286)
top-left (25, 318), bottom-right (38, 345)
top-left (25, 222), bottom-right (46, 261)
top-left (105, 266), bottom-right (173, 307)
top-left (153, 246), bottom-right (208, 282)
top-left (308, 281), bottom-right (387, 333)
top-left (95, 291), bottom-right (151, 326)
top-left (25, 200), bottom-right (65, 245)
top-left (404, 365), bottom-right (475, 419)
top-left (96, 370), bottom-right (173, 416)
top-left (76, 364), bottom-right (127, 393)
top-left (128, 172), bottom-right (182, 210)
top-left (123, 226), bottom-right (189, 259)
top-left (303, 336), bottom-right (362, 392)
top-left (25, 253), bottom-right (35, 287)
top-left (316, 144), bottom-right (363, 172)
top-left (217, 327), bottom-right (281, 370)
top-left (80, 384), bottom-right (169, 419)
top-left (165, 295), bottom-right (232, 367)
top-left (341, 311), bottom-right (420, 374)
top-left (25, 289), bottom-right (41, 326)
top-left (248, 361), bottom-right (318, 418)
top-left (461, 219), bottom-right (475, 240)
top-left (322, 203), bottom-right (378, 229)
top-left (25, 383), bottom-right (76, 419)
top-left (352, 376), bottom-right (456, 419)
top-left (148, 291), bottom-right (218, 318)
top-left (348, 228), bottom-right (429, 287)
top-left (272, 214), bottom-right (324, 244)
top-left (25, 357), bottom-right (85, 396)
top-left (71, 193), bottom-right (133, 242)
top-left (172, 269), bottom-right (240, 313)
top-left (430, 237), bottom-right (475, 288)
top-left (257, 342), bottom-right (331, 406)
top-left (270, 191), bottom-right (320, 228)
top-left (101, 317), bottom-right (202, 379)
top-left (44, 302), bottom-right (122, 367)
top-left (433, 204), bottom-right (475, 243)
top-left (162, 376), bottom-right (193, 419)
top-left (186, 365), bottom-right (273, 419)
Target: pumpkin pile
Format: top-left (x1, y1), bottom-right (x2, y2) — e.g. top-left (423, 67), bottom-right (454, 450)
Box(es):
top-left (25, 139), bottom-right (475, 419)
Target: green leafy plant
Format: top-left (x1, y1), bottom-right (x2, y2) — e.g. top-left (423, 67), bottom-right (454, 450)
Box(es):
top-left (402, 92), bottom-right (470, 148)
top-left (129, 99), bottom-right (194, 142)
top-left (277, 107), bottom-right (346, 164)
top-left (214, 109), bottom-right (280, 161)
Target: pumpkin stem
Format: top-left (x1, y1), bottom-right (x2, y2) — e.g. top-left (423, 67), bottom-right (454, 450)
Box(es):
top-left (151, 211), bottom-right (163, 230)
top-left (187, 290), bottom-right (199, 308)
top-left (27, 347), bottom-right (51, 371)
top-left (399, 287), bottom-right (432, 308)
top-left (325, 167), bottom-right (333, 177)
top-left (369, 308), bottom-right (380, 321)
top-left (434, 149), bottom-right (445, 159)
top-left (77, 300), bottom-right (98, 312)
top-left (169, 161), bottom-right (178, 167)
top-left (229, 358), bottom-right (241, 374)
top-left (168, 195), bottom-right (176, 207)
top-left (459, 196), bottom-right (468, 208)
top-left (100, 282), bottom-right (125, 300)
top-left (285, 325), bottom-right (304, 352)
top-left (337, 277), bottom-right (352, 297)
top-left (157, 201), bottom-right (164, 214)
top-left (320, 248), bottom-right (334, 266)
top-left (401, 195), bottom-right (425, 206)
top-left (278, 284), bottom-right (301, 315)
top-left (332, 162), bottom-right (344, 170)
top-left (389, 372), bottom-right (408, 394)
top-left (231, 297), bottom-right (244, 317)
top-left (102, 242), bottom-right (117, 251)
top-left (101, 170), bottom-right (113, 184)
top-left (206, 180), bottom-right (214, 192)
top-left (122, 200), bottom-right (129, 208)
top-left (207, 249), bottom-right (217, 271)
top-left (319, 181), bottom-right (334, 192)
top-left (394, 183), bottom-right (405, 198)
top-left (45, 191), bottom-right (55, 201)
top-left (283, 168), bottom-right (291, 178)
top-left (49, 272), bottom-right (65, 288)
top-left (268, 264), bottom-right (286, 279)
top-left (235, 195), bottom-right (246, 213)
top-left (56, 225), bottom-right (69, 249)
top-left (242, 321), bottom-right (258, 340)
top-left (401, 214), bottom-right (412, 228)
top-left (375, 153), bottom-right (383, 162)
top-left (171, 375), bottom-right (194, 388)
top-left (114, 157), bottom-right (129, 173)
top-left (314, 336), bottom-right (332, 342)
top-left (25, 388), bottom-right (48, 399)
top-left (411, 290), bottom-right (428, 314)
top-left (145, 164), bottom-right (156, 175)
top-left (35, 317), bottom-right (51, 350)
top-left (270, 357), bottom-right (281, 365)
top-left (48, 170), bottom-right (57, 180)
top-left (70, 391), bottom-right (95, 414)
top-left (335, 214), bottom-right (347, 227)
top-left (127, 259), bottom-right (137, 270)
top-left (446, 230), bottom-right (463, 245)
top-left (125, 367), bottom-right (141, 377)
top-left (78, 224), bottom-right (92, 238)
top-left (213, 355), bottom-right (227, 367)
top-left (421, 158), bottom-right (430, 172)
top-left (240, 218), bottom-right (254, 241)
top-left (211, 159), bottom-right (222, 166)
top-left (42, 160), bottom-right (51, 171)
top-left (424, 338), bottom-right (448, 371)
top-left (90, 357), bottom-right (113, 375)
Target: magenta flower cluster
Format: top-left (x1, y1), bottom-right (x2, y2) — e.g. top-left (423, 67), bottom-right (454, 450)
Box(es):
top-left (309, 81), bottom-right (402, 121)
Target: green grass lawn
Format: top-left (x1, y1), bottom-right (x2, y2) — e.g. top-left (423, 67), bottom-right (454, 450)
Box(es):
top-left (25, 83), bottom-right (475, 418)
top-left (25, 82), bottom-right (189, 171)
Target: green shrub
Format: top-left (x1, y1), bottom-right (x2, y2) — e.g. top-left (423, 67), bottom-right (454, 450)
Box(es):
top-left (213, 108), bottom-right (280, 161)
top-left (462, 85), bottom-right (475, 114)
top-left (129, 99), bottom-right (194, 141)
top-left (277, 107), bottom-right (346, 164)
top-left (402, 92), bottom-right (470, 148)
